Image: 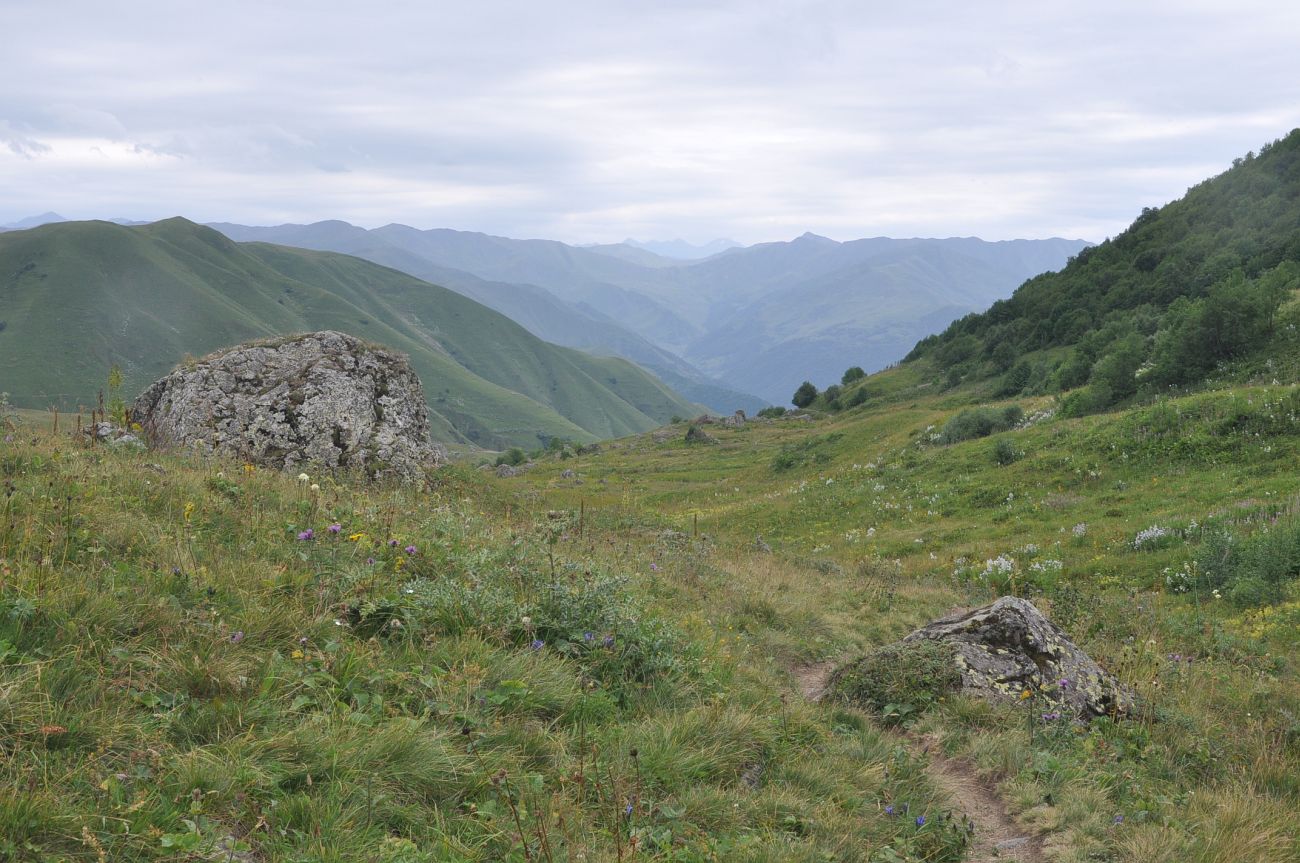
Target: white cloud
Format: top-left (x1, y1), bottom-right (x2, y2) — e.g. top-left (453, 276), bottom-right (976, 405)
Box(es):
top-left (1, 0), bottom-right (1298, 242)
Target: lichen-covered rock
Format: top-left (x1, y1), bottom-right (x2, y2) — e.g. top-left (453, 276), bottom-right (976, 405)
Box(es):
top-left (901, 596), bottom-right (1133, 719)
top-left (131, 331), bottom-right (444, 481)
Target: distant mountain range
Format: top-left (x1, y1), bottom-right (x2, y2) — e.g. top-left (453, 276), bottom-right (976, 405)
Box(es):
top-left (209, 221), bottom-right (1087, 403)
top-left (0, 219), bottom-right (702, 449)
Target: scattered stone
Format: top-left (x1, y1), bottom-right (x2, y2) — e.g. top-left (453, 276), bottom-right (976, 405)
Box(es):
top-left (684, 424), bottom-right (716, 444)
top-left (560, 468), bottom-right (576, 479)
top-left (753, 534), bottom-right (773, 553)
top-left (495, 464), bottom-right (520, 478)
top-left (901, 596), bottom-right (1133, 719)
top-left (720, 410), bottom-right (747, 428)
top-left (130, 331), bottom-right (444, 482)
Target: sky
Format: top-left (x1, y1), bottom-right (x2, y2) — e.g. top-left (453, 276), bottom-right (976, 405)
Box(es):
top-left (2, 0), bottom-right (1298, 245)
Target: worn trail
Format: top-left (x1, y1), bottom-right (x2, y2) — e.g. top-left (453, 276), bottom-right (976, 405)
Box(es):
top-left (795, 662), bottom-right (1045, 863)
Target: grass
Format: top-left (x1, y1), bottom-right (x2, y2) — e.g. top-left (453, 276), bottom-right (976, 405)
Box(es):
top-left (4, 363), bottom-right (1300, 861)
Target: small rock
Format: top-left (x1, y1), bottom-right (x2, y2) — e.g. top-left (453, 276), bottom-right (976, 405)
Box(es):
top-left (561, 469), bottom-right (575, 479)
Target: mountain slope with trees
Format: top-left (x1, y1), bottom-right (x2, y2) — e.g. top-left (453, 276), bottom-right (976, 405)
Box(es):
top-left (907, 129), bottom-right (1300, 412)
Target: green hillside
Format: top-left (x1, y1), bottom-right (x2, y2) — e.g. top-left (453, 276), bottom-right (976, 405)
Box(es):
top-left (0, 219), bottom-right (701, 448)
top-left (908, 128), bottom-right (1300, 412)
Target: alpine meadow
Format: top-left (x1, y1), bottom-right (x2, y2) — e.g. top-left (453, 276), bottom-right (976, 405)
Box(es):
top-left (4, 4), bottom-right (1300, 862)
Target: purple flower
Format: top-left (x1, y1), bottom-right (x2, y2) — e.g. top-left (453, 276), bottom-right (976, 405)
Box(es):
top-left (884, 805), bottom-right (895, 816)
top-left (624, 802), bottom-right (633, 816)
top-left (327, 523), bottom-right (342, 534)
top-left (1113, 814), bottom-right (1124, 824)
top-left (530, 639), bottom-right (545, 651)
top-left (229, 631), bottom-right (244, 644)
top-left (388, 539), bottom-right (398, 547)
top-left (1041, 711), bottom-right (1061, 721)
top-left (1058, 678), bottom-right (1071, 689)
top-left (915, 815), bottom-right (926, 827)
top-left (297, 529), bottom-right (314, 541)
top-left (650, 562), bottom-right (659, 571)
top-left (583, 631), bottom-right (595, 643)
top-left (366, 557), bottom-right (376, 565)
top-left (602, 634), bottom-right (615, 648)
top-left (404, 545), bottom-right (417, 555)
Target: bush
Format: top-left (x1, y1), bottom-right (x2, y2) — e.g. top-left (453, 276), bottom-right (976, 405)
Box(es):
top-left (992, 437), bottom-right (1022, 465)
top-left (937, 404), bottom-right (1022, 444)
top-left (791, 381), bottom-right (818, 408)
top-left (827, 640), bottom-right (961, 726)
top-left (841, 366), bottom-right (866, 385)
top-left (495, 447), bottom-right (527, 467)
top-left (756, 406), bottom-right (787, 419)
top-left (1194, 518), bottom-right (1300, 606)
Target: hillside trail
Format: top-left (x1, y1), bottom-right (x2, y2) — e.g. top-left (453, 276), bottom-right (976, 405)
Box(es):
top-left (794, 662), bottom-right (1045, 863)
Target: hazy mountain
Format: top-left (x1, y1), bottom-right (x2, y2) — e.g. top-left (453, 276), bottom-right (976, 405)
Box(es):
top-left (625, 238), bottom-right (742, 259)
top-left (209, 220), bottom-right (768, 413)
top-left (210, 220), bottom-right (1086, 404)
top-left (3, 212), bottom-right (67, 230)
top-left (0, 219), bottom-right (703, 448)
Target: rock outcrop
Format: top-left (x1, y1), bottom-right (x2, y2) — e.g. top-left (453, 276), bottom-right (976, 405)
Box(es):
top-left (901, 596), bottom-right (1133, 718)
top-left (131, 331), bottom-right (444, 481)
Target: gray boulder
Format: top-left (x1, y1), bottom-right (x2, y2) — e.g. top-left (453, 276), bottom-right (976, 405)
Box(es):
top-left (131, 331), bottom-right (444, 482)
top-left (902, 596), bottom-right (1133, 719)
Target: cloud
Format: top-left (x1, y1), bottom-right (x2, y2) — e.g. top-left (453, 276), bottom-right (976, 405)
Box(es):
top-left (1, 0), bottom-right (1298, 243)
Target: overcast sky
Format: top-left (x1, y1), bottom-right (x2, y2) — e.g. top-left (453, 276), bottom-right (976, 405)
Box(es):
top-left (2, 0), bottom-right (1298, 245)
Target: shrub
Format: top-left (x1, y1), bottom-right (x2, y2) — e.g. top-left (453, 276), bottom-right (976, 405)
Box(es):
top-left (827, 640), bottom-right (961, 726)
top-left (992, 437), bottom-right (1022, 465)
top-left (495, 447), bottom-right (527, 467)
top-left (756, 406), bottom-right (787, 419)
top-left (791, 381), bottom-right (818, 408)
top-left (937, 404), bottom-right (1022, 444)
top-left (1194, 518), bottom-right (1300, 606)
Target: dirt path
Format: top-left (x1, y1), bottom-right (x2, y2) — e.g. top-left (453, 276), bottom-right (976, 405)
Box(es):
top-left (794, 662), bottom-right (1045, 863)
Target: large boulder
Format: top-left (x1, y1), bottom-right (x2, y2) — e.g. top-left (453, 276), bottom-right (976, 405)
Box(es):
top-left (902, 596), bottom-right (1133, 719)
top-left (131, 331), bottom-right (444, 481)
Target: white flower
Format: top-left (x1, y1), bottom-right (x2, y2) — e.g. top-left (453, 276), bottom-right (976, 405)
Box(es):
top-left (297, 473), bottom-right (310, 483)
top-left (310, 483), bottom-right (320, 492)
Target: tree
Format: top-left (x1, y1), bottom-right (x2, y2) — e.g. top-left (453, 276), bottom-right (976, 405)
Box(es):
top-left (792, 381), bottom-right (818, 408)
top-left (841, 366), bottom-right (866, 385)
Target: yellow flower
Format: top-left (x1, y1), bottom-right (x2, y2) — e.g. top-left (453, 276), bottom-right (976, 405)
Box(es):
top-left (291, 649), bottom-right (304, 660)
top-left (183, 501), bottom-right (195, 523)
top-left (1019, 689), bottom-right (1033, 700)
top-left (243, 463), bottom-right (256, 474)
top-left (348, 532), bottom-right (366, 542)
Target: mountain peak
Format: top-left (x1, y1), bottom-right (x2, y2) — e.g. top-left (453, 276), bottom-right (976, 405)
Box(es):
top-left (5, 212), bottom-right (67, 230)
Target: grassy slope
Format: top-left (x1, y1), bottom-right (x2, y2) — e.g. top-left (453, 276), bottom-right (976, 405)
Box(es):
top-left (509, 364), bottom-right (1300, 862)
top-left (6, 348), bottom-right (1299, 860)
top-left (0, 219), bottom-right (701, 449)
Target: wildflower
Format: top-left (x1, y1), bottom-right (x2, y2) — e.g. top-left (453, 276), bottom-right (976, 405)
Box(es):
top-left (1041, 711), bottom-right (1061, 721)
top-left (229, 631), bottom-right (244, 644)
top-left (602, 634), bottom-right (615, 648)
top-left (624, 802), bottom-right (633, 816)
top-left (404, 545), bottom-right (417, 555)
top-left (310, 483), bottom-right (320, 492)
top-left (649, 562), bottom-right (659, 571)
top-left (298, 636), bottom-right (308, 646)
top-left (297, 473), bottom-right (310, 483)
top-left (297, 528), bottom-right (314, 541)
top-left (521, 616), bottom-right (532, 627)
top-left (915, 816), bottom-right (926, 827)
top-left (885, 805), bottom-right (895, 816)
top-left (1059, 678), bottom-right (1071, 690)
top-left (1113, 814), bottom-right (1124, 824)
top-left (530, 639), bottom-right (545, 651)
top-left (583, 631), bottom-right (595, 643)
top-left (366, 557), bottom-right (375, 565)
top-left (1019, 689), bottom-right (1033, 700)
top-left (389, 539), bottom-right (399, 547)
top-left (327, 523), bottom-right (342, 535)
top-left (348, 532), bottom-right (365, 542)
